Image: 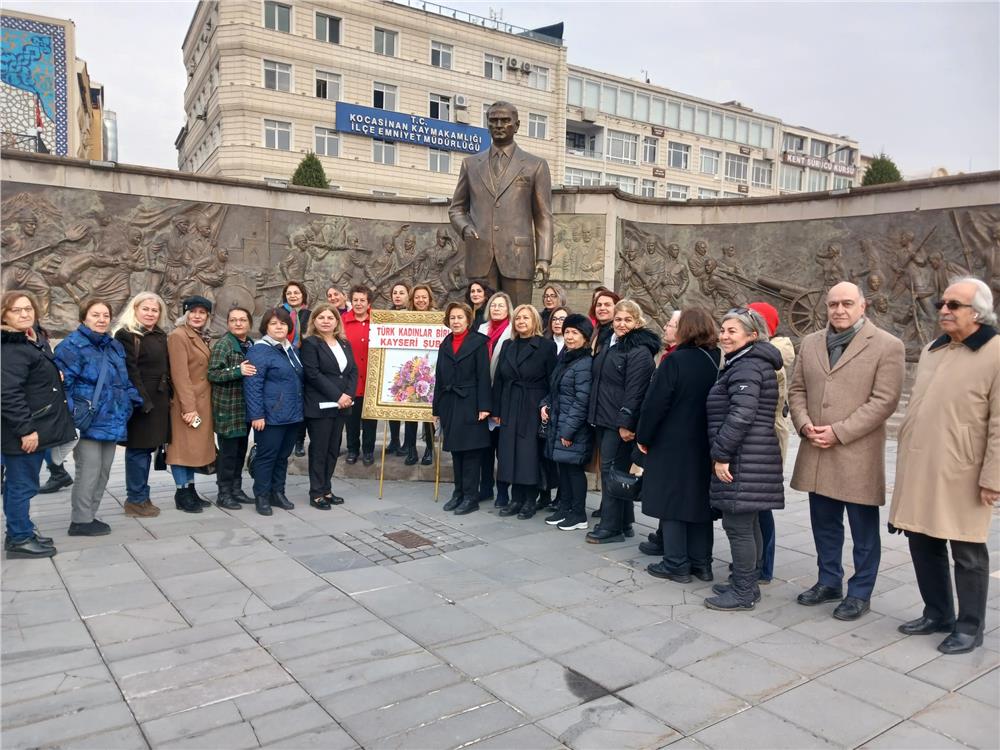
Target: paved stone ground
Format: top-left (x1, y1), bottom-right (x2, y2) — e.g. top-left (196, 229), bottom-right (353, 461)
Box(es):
top-left (3, 437), bottom-right (998, 750)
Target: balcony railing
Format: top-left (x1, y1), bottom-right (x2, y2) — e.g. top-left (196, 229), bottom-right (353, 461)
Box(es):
top-left (566, 147), bottom-right (602, 159)
top-left (2, 131), bottom-right (47, 153)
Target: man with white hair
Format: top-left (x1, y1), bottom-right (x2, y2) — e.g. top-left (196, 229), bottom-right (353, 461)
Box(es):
top-left (789, 281), bottom-right (905, 620)
top-left (890, 276), bottom-right (999, 654)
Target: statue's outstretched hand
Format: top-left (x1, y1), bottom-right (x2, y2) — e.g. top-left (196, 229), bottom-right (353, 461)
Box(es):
top-left (534, 260), bottom-right (550, 284)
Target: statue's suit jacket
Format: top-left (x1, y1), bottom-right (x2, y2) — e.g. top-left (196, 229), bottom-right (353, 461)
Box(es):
top-left (449, 144), bottom-right (553, 281)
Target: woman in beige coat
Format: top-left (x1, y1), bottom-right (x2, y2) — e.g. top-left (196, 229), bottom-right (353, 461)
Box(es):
top-left (167, 296), bottom-right (217, 513)
top-left (890, 277), bottom-right (1000, 655)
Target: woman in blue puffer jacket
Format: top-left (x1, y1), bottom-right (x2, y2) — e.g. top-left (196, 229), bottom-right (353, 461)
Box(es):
top-left (540, 314), bottom-right (594, 533)
top-left (704, 307), bottom-right (785, 612)
top-left (54, 299), bottom-right (142, 537)
top-left (243, 307), bottom-right (304, 516)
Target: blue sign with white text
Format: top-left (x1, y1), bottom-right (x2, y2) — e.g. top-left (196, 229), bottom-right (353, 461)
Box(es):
top-left (335, 103), bottom-right (489, 155)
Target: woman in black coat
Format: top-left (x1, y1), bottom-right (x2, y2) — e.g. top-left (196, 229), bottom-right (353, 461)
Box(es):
top-left (1, 290), bottom-right (75, 559)
top-left (114, 292), bottom-right (171, 518)
top-left (540, 314), bottom-right (594, 531)
top-left (302, 303), bottom-right (358, 509)
top-left (587, 299), bottom-right (660, 542)
top-left (492, 305), bottom-right (557, 520)
top-left (434, 302), bottom-right (492, 516)
top-left (637, 308), bottom-right (721, 582)
top-left (704, 307), bottom-right (785, 611)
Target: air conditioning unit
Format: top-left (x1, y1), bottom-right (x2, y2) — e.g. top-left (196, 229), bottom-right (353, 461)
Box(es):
top-left (581, 107), bottom-right (598, 122)
top-left (454, 93), bottom-right (469, 109)
top-left (507, 57), bottom-right (519, 70)
top-left (520, 61), bottom-right (531, 73)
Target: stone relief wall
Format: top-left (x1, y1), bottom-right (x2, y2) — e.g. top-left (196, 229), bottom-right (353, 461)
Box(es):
top-left (0, 183), bottom-right (606, 335)
top-left (616, 206), bottom-right (1000, 359)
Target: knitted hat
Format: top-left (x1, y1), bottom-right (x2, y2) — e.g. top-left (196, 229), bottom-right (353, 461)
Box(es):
top-left (562, 313), bottom-right (594, 340)
top-left (182, 295), bottom-right (213, 313)
top-left (747, 302), bottom-right (779, 336)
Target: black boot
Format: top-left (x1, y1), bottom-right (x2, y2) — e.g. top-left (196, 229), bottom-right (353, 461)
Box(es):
top-left (215, 483), bottom-right (241, 510)
top-left (255, 493), bottom-right (272, 516)
top-left (498, 499), bottom-right (523, 517)
top-left (454, 497), bottom-right (479, 515)
top-left (294, 441), bottom-right (306, 457)
top-left (404, 444), bottom-right (419, 466)
top-left (517, 496), bottom-right (537, 520)
top-left (175, 487), bottom-right (203, 514)
top-left (705, 570), bottom-right (757, 610)
top-left (189, 484), bottom-right (211, 508)
top-left (38, 463), bottom-right (73, 494)
top-left (270, 491), bottom-right (294, 510)
top-left (443, 490), bottom-right (462, 512)
top-left (231, 481), bottom-right (254, 504)
top-left (421, 444), bottom-right (433, 466)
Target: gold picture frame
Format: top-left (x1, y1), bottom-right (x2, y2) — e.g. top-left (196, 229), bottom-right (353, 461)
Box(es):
top-left (362, 309), bottom-right (450, 422)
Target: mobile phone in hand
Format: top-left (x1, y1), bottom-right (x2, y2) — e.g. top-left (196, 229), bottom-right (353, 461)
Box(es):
top-left (191, 416), bottom-right (202, 428)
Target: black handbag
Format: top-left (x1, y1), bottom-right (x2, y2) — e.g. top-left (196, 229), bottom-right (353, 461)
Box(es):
top-left (606, 465), bottom-right (642, 503)
top-left (246, 444), bottom-right (257, 478)
top-left (537, 420), bottom-right (549, 439)
top-left (153, 445), bottom-right (167, 471)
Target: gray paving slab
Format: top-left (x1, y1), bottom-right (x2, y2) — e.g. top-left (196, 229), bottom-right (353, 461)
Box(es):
top-left (683, 646), bottom-right (806, 703)
top-left (762, 681), bottom-right (899, 747)
top-left (537, 694), bottom-right (680, 749)
top-left (464, 724), bottom-right (567, 750)
top-left (554, 638), bottom-right (664, 692)
top-left (910, 692), bottom-right (1000, 749)
top-left (816, 658), bottom-right (946, 717)
top-left (691, 706), bottom-right (837, 749)
top-left (319, 663), bottom-right (466, 720)
top-left (619, 670), bottom-right (750, 736)
top-left (478, 659), bottom-right (601, 719)
top-left (860, 720), bottom-right (971, 749)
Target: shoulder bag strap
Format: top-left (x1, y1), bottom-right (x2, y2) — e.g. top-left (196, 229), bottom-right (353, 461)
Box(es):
top-left (92, 349), bottom-right (111, 408)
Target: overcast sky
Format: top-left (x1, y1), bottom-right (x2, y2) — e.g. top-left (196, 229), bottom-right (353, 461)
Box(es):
top-left (8, 0), bottom-right (998, 176)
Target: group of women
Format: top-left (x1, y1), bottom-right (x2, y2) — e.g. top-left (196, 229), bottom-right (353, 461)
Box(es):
top-left (439, 282), bottom-right (787, 611)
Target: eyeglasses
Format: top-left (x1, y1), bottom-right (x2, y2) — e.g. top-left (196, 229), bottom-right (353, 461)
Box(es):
top-left (542, 293), bottom-right (558, 299)
top-left (933, 299), bottom-right (974, 311)
top-left (551, 315), bottom-right (568, 323)
top-left (8, 306), bottom-right (33, 315)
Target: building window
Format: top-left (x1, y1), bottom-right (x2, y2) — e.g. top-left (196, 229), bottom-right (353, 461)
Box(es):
top-left (833, 147), bottom-right (854, 165)
top-left (528, 65), bottom-right (549, 91)
top-left (316, 13), bottom-right (340, 44)
top-left (780, 165), bottom-right (803, 192)
top-left (372, 190), bottom-right (397, 197)
top-left (429, 149), bottom-right (451, 173)
top-left (667, 141), bottom-right (690, 170)
top-left (564, 167), bottom-right (601, 186)
top-left (373, 82), bottom-right (397, 110)
top-left (315, 126), bottom-right (339, 156)
top-left (700, 148), bottom-right (720, 175)
top-left (264, 1), bottom-right (290, 32)
top-left (605, 173), bottom-right (637, 194)
top-left (833, 176), bottom-right (853, 190)
top-left (751, 159), bottom-right (773, 188)
top-left (315, 70), bottom-right (341, 100)
top-left (810, 139), bottom-right (829, 159)
top-left (263, 60), bottom-right (291, 92)
top-left (528, 113), bottom-right (547, 139)
top-left (430, 40), bottom-right (453, 69)
top-left (567, 75), bottom-right (582, 105)
top-left (642, 136), bottom-right (658, 164)
top-left (723, 192), bottom-right (743, 199)
top-left (374, 27), bottom-right (397, 57)
top-left (724, 153), bottom-right (749, 184)
top-left (808, 170), bottom-right (829, 192)
top-left (264, 119), bottom-right (290, 150)
top-left (640, 179), bottom-right (656, 198)
top-left (484, 54), bottom-right (504, 80)
top-left (606, 130), bottom-right (637, 165)
top-left (783, 134), bottom-right (805, 153)
top-left (482, 103), bottom-right (491, 128)
top-left (429, 93), bottom-right (451, 121)
top-left (698, 188), bottom-right (719, 199)
top-left (373, 139), bottom-right (396, 165)
top-left (667, 183), bottom-right (688, 201)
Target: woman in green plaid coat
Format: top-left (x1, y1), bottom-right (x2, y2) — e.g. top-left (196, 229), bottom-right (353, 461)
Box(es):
top-left (208, 307), bottom-right (256, 508)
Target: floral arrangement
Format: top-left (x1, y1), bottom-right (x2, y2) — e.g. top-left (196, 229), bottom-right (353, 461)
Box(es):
top-left (388, 354), bottom-right (435, 404)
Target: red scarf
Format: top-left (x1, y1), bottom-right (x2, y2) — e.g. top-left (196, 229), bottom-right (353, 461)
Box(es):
top-left (485, 318), bottom-right (508, 356)
top-left (451, 329), bottom-right (468, 353)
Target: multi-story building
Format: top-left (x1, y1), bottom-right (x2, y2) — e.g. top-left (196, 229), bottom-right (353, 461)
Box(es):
top-left (177, 0), bottom-right (566, 196)
top-left (176, 0), bottom-right (859, 198)
top-left (0, 9), bottom-right (110, 159)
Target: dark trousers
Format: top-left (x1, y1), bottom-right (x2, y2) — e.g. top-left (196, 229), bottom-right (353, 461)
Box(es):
top-left (252, 423), bottom-right (299, 496)
top-left (2, 451), bottom-right (44, 540)
top-left (540, 457), bottom-right (559, 502)
top-left (722, 510), bottom-right (762, 578)
top-left (512, 482), bottom-right (538, 508)
top-left (596, 426), bottom-right (635, 534)
top-left (345, 396), bottom-right (376, 455)
top-left (451, 449), bottom-right (481, 503)
top-left (307, 415), bottom-right (345, 499)
top-left (662, 519), bottom-right (714, 574)
top-left (908, 531), bottom-right (989, 635)
top-left (809, 492), bottom-right (881, 599)
top-left (217, 434), bottom-right (249, 490)
top-left (480, 428), bottom-right (509, 501)
top-left (388, 420), bottom-right (401, 447)
top-left (557, 462), bottom-right (587, 519)
top-left (124, 447), bottom-right (153, 504)
top-left (483, 258), bottom-right (533, 308)
top-left (759, 510), bottom-right (776, 580)
top-left (403, 421), bottom-right (433, 450)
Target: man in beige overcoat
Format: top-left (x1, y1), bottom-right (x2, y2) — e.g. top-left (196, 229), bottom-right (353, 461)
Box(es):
top-left (789, 281), bottom-right (905, 621)
top-left (890, 277), bottom-right (999, 655)
top-left (449, 101), bottom-right (553, 307)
